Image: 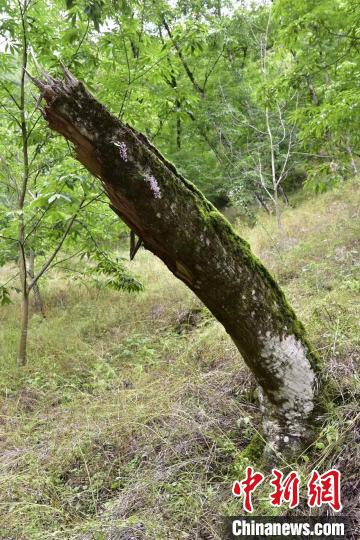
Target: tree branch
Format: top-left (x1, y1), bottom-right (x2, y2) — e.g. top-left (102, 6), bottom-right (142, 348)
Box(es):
top-left (0, 82), bottom-right (20, 109)
top-left (162, 18), bottom-right (205, 97)
top-left (0, 102), bottom-right (21, 127)
top-left (28, 198), bottom-right (85, 290)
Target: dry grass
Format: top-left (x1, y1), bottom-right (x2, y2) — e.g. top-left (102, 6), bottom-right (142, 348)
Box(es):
top-left (0, 179), bottom-right (359, 539)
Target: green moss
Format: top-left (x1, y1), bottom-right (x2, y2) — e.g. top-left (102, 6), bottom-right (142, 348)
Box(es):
top-left (203, 207), bottom-right (322, 373)
top-left (231, 434), bottom-right (265, 478)
top-left (241, 433), bottom-right (265, 462)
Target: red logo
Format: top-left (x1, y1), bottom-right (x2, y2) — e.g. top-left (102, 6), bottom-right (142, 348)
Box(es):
top-left (232, 468), bottom-right (342, 513)
top-left (270, 468), bottom-right (300, 509)
top-left (307, 469), bottom-right (342, 512)
top-left (232, 466), bottom-right (265, 513)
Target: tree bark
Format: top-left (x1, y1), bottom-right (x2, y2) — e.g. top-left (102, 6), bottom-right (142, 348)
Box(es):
top-left (279, 185), bottom-right (289, 207)
top-left (33, 69), bottom-right (322, 456)
top-left (346, 144), bottom-right (358, 176)
top-left (28, 250), bottom-right (45, 317)
top-left (274, 189), bottom-right (284, 239)
top-left (254, 194), bottom-right (271, 215)
top-left (17, 290), bottom-right (29, 367)
top-left (17, 4), bottom-right (30, 366)
top-left (129, 230), bottom-right (143, 260)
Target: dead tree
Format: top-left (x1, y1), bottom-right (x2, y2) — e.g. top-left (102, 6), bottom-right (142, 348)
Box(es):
top-left (31, 68), bottom-right (322, 457)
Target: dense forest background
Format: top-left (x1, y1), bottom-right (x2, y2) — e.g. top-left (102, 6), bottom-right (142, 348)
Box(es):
top-left (0, 0), bottom-right (359, 538)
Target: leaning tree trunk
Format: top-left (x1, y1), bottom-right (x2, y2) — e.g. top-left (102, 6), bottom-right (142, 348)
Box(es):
top-left (32, 69), bottom-right (322, 456)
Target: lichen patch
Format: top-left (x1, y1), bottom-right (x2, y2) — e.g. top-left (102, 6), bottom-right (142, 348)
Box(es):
top-left (260, 333), bottom-right (316, 436)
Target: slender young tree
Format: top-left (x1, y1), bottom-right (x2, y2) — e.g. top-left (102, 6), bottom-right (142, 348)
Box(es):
top-left (245, 6), bottom-right (297, 234)
top-left (6, 2), bottom-right (87, 365)
top-left (0, 0), bottom-right (145, 366)
top-left (16, 0), bottom-right (31, 365)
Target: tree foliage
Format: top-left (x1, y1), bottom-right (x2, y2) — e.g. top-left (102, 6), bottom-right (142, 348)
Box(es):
top-left (0, 0), bottom-right (358, 363)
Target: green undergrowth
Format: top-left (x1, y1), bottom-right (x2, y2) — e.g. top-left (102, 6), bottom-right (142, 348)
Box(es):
top-left (0, 179), bottom-right (359, 539)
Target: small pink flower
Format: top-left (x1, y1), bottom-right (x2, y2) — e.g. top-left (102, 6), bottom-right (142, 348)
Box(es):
top-left (118, 142), bottom-right (128, 162)
top-left (145, 173), bottom-right (162, 199)
top-left (114, 141), bottom-right (128, 161)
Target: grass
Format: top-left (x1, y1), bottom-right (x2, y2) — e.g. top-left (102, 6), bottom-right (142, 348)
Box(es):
top-left (0, 179), bottom-right (359, 539)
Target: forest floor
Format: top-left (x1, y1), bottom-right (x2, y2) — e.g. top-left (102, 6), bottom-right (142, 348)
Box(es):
top-left (0, 179), bottom-right (359, 539)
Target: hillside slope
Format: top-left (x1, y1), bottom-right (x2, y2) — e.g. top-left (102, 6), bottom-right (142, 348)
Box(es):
top-left (0, 180), bottom-right (359, 539)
